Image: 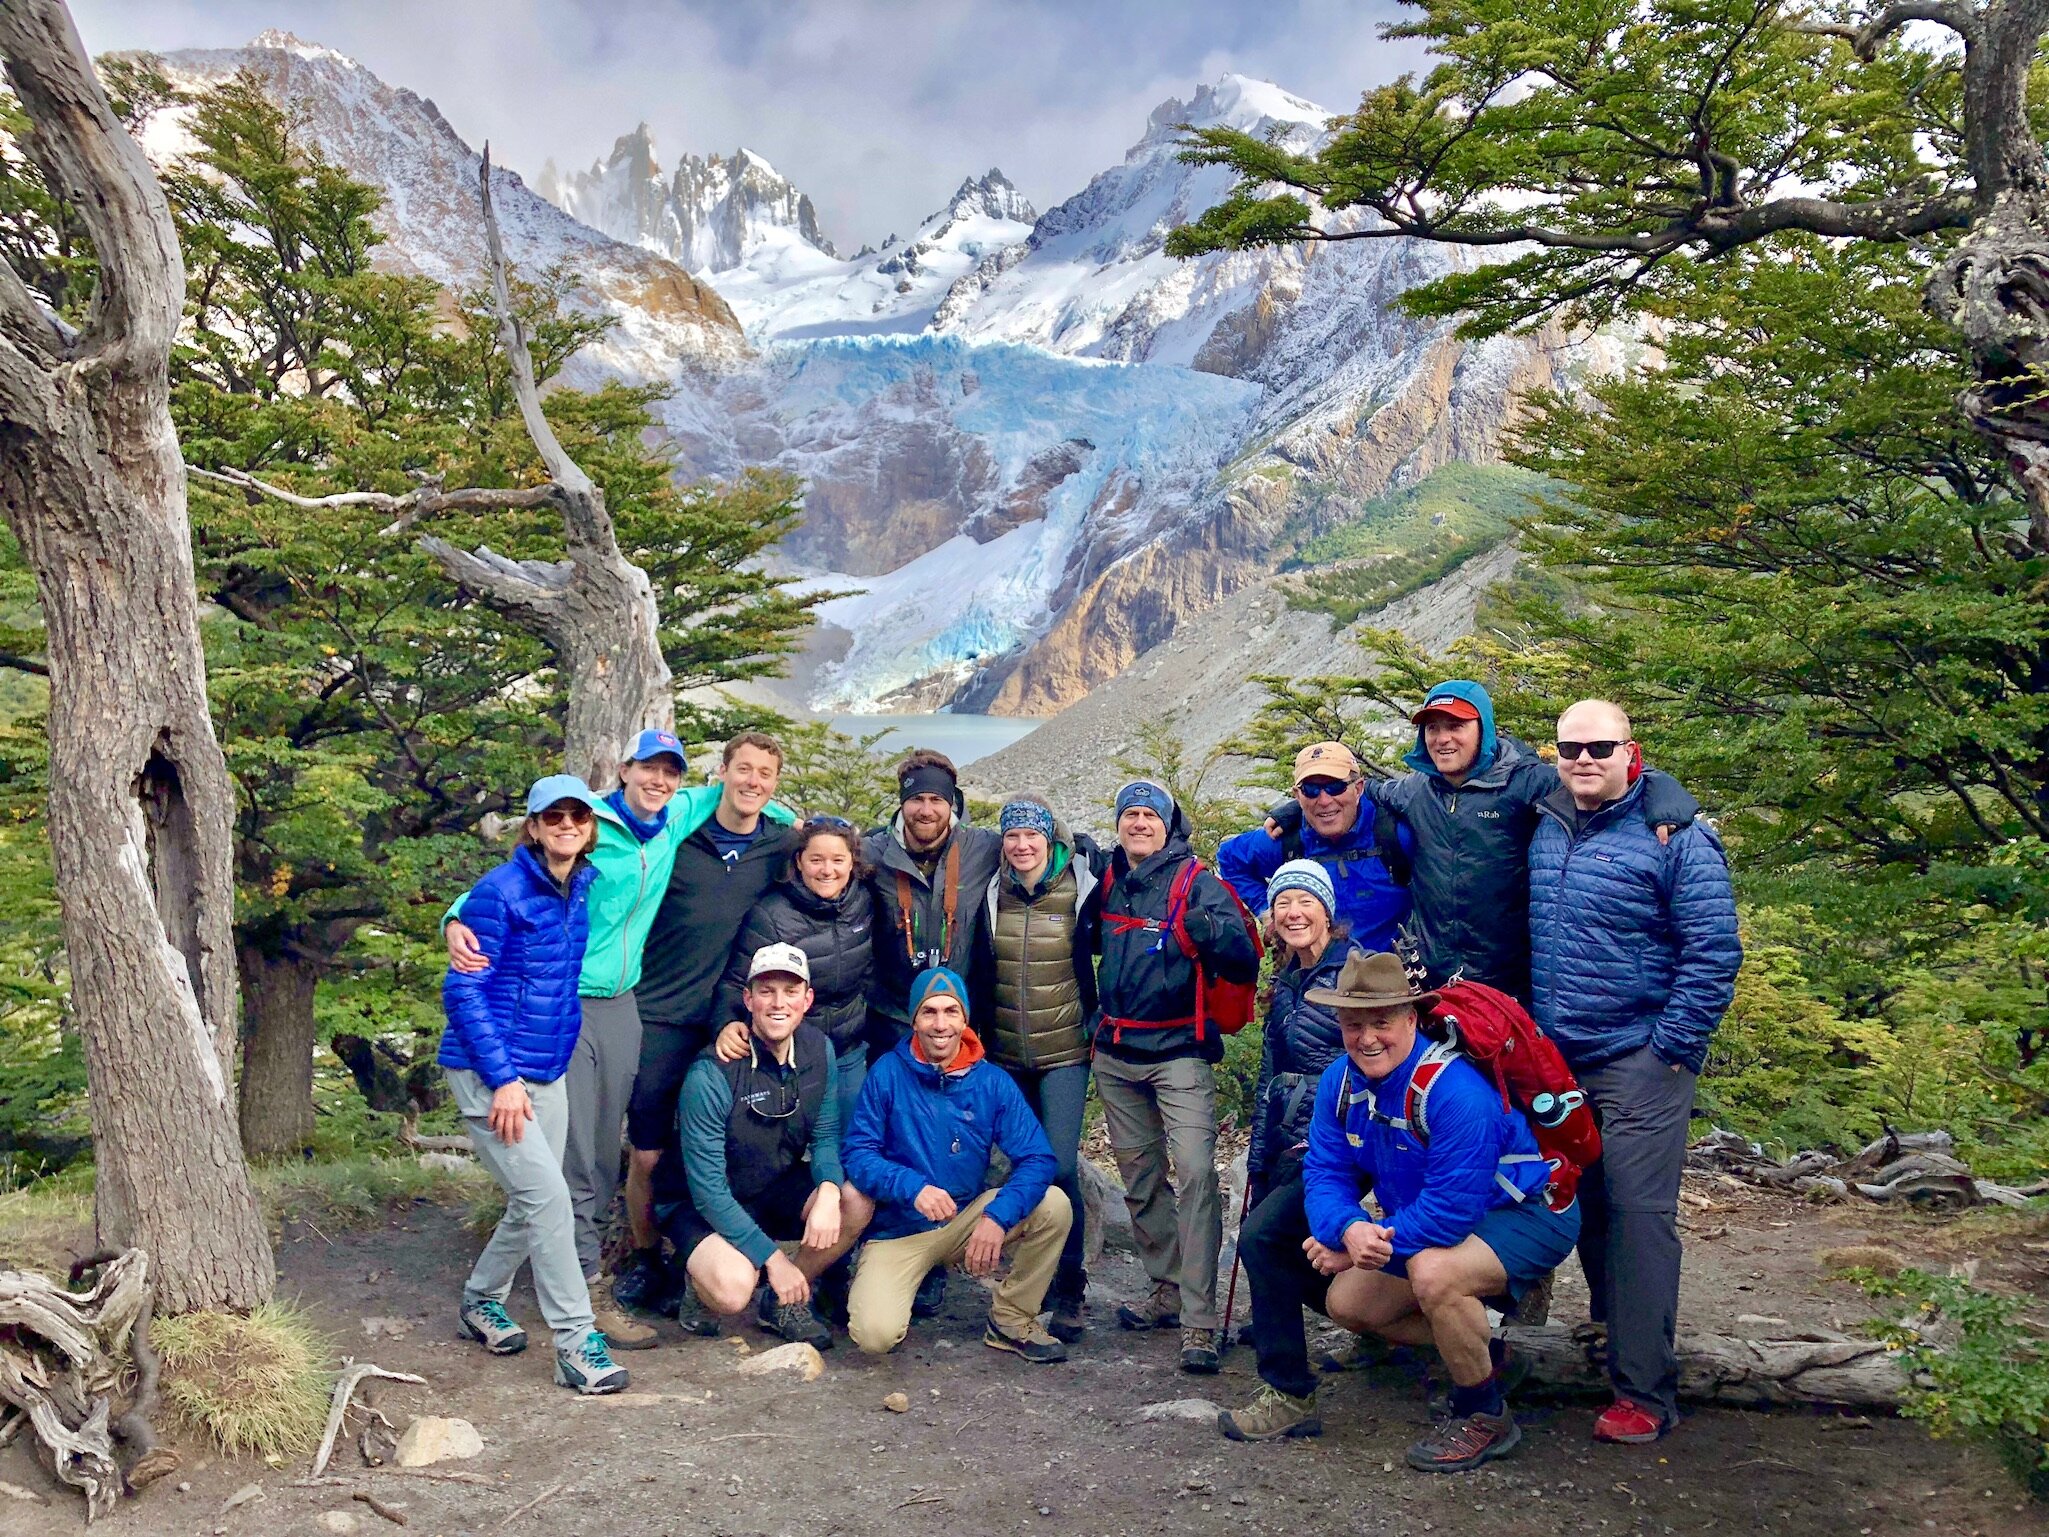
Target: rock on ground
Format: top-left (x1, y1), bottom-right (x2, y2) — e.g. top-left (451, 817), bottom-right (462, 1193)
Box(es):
top-left (734, 1342), bottom-right (825, 1381)
top-left (393, 1416), bottom-right (483, 1467)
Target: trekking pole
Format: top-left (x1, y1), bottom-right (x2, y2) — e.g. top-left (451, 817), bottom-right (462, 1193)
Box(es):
top-left (1219, 1168), bottom-right (1257, 1346)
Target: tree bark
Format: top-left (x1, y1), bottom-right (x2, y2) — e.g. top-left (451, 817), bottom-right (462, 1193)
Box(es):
top-left (236, 945), bottom-right (322, 1159)
top-left (0, 0), bottom-right (272, 1311)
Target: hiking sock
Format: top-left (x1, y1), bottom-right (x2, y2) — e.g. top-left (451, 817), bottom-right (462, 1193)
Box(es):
top-left (1488, 1336), bottom-right (1508, 1374)
top-left (1449, 1373), bottom-right (1505, 1419)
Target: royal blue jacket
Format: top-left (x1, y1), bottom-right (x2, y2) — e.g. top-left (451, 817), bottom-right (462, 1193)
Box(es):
top-left (1528, 778), bottom-right (1742, 1074)
top-left (440, 845), bottom-right (595, 1089)
top-left (842, 1030), bottom-right (1057, 1242)
top-left (1216, 812), bottom-right (1413, 953)
top-left (1303, 1034), bottom-right (1550, 1259)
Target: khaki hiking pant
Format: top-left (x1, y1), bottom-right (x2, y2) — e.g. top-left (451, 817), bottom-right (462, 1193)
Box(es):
top-left (847, 1187), bottom-right (1072, 1354)
top-left (1092, 1052), bottom-right (1221, 1329)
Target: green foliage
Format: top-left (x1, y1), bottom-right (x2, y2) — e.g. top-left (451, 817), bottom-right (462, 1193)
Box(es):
top-left (1168, 0), bottom-right (1969, 336)
top-left (1284, 462), bottom-right (1544, 626)
top-left (774, 720), bottom-right (903, 828)
top-left (1860, 1268), bottom-right (2049, 1489)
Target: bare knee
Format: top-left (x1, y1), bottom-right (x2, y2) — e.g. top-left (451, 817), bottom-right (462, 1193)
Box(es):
top-left (630, 1147), bottom-right (661, 1176)
top-left (1407, 1250), bottom-right (1461, 1314)
top-left (840, 1184), bottom-right (875, 1235)
top-left (690, 1246), bottom-right (760, 1316)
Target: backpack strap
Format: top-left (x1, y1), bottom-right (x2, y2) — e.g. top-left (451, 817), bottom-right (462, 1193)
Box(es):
top-left (893, 837), bottom-right (964, 966)
top-left (1374, 800), bottom-right (1412, 888)
top-left (1400, 1038), bottom-right (1464, 1145)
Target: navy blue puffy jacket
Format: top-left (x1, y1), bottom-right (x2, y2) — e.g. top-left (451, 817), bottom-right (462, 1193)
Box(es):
top-left (439, 844), bottom-right (595, 1088)
top-left (1216, 815), bottom-right (1412, 953)
top-left (1250, 937), bottom-right (1361, 1187)
top-left (1528, 779), bottom-right (1742, 1074)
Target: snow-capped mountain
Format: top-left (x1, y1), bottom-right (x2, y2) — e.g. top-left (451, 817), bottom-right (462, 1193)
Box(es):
top-left (538, 128), bottom-right (838, 277)
top-left (130, 37), bottom-right (1582, 717)
top-left (144, 32), bottom-right (746, 390)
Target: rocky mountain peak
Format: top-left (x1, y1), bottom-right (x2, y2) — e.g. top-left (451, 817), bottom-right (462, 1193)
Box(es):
top-left (1140, 73), bottom-right (1330, 149)
top-left (945, 168), bottom-right (1037, 226)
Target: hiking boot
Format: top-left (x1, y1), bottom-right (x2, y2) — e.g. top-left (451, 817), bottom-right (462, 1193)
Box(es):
top-left (1317, 1333), bottom-right (1386, 1373)
top-left (1406, 1409), bottom-right (1521, 1472)
top-left (457, 1298), bottom-right (527, 1355)
top-left (553, 1330), bottom-right (630, 1395)
top-left (588, 1273), bottom-right (659, 1351)
top-left (911, 1267), bottom-right (948, 1319)
top-left (756, 1288), bottom-right (832, 1350)
top-left (1180, 1325), bottom-right (1220, 1374)
top-left (1115, 1283), bottom-right (1180, 1331)
top-left (1593, 1398), bottom-right (1669, 1444)
top-left (984, 1317), bottom-right (1069, 1364)
top-left (1218, 1384), bottom-right (1322, 1442)
top-left (611, 1247), bottom-right (676, 1318)
top-left (673, 1280), bottom-right (722, 1338)
top-left (1046, 1292), bottom-right (1087, 1344)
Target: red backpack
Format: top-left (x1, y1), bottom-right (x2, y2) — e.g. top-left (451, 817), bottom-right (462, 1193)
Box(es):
top-left (1397, 979), bottom-right (1600, 1211)
top-left (1098, 857), bottom-right (1265, 1044)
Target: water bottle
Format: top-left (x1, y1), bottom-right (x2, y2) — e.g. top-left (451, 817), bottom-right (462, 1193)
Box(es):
top-left (1529, 1089), bottom-right (1584, 1128)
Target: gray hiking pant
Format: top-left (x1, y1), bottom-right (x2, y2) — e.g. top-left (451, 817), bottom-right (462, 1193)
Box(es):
top-left (1574, 1043), bottom-right (1697, 1423)
top-left (1094, 1053), bottom-right (1222, 1329)
top-left (563, 992), bottom-right (643, 1277)
top-left (448, 1068), bottom-right (594, 1352)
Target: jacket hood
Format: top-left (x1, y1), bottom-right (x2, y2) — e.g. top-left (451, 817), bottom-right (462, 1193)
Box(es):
top-left (1403, 679), bottom-right (1499, 779)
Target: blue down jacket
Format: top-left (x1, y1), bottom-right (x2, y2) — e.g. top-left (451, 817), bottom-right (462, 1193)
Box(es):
top-left (1250, 937), bottom-right (1362, 1192)
top-left (842, 1029), bottom-right (1057, 1242)
top-left (1303, 1032), bottom-right (1550, 1259)
top-left (439, 844), bottom-right (595, 1089)
top-left (1527, 778), bottom-right (1742, 1075)
top-left (1216, 811), bottom-right (1413, 953)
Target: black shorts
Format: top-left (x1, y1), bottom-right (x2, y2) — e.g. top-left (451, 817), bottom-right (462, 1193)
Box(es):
top-left (626, 1019), bottom-right (710, 1152)
top-left (660, 1165), bottom-right (816, 1264)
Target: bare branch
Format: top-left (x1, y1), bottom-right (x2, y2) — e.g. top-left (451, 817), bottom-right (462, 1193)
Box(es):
top-left (0, 651), bottom-right (48, 677)
top-left (476, 146), bottom-right (596, 506)
top-left (0, 0), bottom-right (180, 358)
top-left (415, 535), bottom-right (566, 630)
top-left (187, 463), bottom-right (562, 522)
top-left (1795, 1), bottom-right (1979, 58)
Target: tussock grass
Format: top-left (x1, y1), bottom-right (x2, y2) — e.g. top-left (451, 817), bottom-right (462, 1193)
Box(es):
top-left (258, 1152), bottom-right (492, 1230)
top-left (151, 1302), bottom-right (333, 1459)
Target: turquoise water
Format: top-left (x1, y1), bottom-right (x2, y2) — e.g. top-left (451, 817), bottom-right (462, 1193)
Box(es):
top-left (824, 713), bottom-right (1040, 768)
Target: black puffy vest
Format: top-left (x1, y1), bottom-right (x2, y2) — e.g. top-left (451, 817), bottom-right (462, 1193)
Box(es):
top-left (717, 1023), bottom-right (830, 1205)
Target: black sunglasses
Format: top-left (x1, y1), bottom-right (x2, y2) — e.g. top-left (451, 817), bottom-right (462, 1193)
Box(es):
top-left (1297, 777), bottom-right (1356, 799)
top-left (1556, 740), bottom-right (1625, 761)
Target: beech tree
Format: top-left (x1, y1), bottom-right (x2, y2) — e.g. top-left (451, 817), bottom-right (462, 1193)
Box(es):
top-left (0, 1), bottom-right (270, 1309)
top-left (1169, 0), bottom-right (2049, 551)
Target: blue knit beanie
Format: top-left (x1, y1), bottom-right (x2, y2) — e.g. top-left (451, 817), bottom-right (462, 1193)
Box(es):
top-left (1114, 779), bottom-right (1175, 823)
top-left (1000, 800), bottom-right (1057, 840)
top-left (909, 966), bottom-right (969, 1019)
top-left (1266, 858), bottom-right (1336, 919)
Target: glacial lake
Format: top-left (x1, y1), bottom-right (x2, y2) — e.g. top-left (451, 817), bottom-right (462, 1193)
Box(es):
top-left (824, 713), bottom-right (1041, 767)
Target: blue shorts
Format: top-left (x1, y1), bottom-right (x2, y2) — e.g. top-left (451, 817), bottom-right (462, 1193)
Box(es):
top-left (1384, 1198), bottom-right (1581, 1305)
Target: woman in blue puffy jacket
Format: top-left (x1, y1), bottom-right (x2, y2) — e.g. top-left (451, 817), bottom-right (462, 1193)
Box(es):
top-left (440, 774), bottom-right (628, 1395)
top-left (1248, 860), bottom-right (1362, 1210)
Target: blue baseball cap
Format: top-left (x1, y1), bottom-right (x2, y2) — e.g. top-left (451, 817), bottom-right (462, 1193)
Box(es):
top-left (625, 728), bottom-right (686, 769)
top-left (524, 773), bottom-right (602, 818)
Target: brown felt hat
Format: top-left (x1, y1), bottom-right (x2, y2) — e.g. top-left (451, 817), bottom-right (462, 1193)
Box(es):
top-left (1302, 950), bottom-right (1439, 1011)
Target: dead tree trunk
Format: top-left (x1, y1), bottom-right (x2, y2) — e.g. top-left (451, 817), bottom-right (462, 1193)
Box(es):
top-left (1506, 1323), bottom-right (1913, 1410)
top-left (198, 148), bottom-right (676, 793)
top-left (417, 148), bottom-right (674, 791)
top-left (0, 0), bottom-right (273, 1312)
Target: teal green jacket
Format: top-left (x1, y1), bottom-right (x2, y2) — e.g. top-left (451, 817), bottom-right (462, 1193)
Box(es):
top-left (447, 785), bottom-right (796, 1000)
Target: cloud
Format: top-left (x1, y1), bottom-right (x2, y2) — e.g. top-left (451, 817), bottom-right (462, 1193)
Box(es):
top-left (68, 0), bottom-right (1428, 249)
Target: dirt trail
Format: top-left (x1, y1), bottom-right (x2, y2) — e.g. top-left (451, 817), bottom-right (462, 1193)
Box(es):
top-left (0, 1178), bottom-right (2039, 1537)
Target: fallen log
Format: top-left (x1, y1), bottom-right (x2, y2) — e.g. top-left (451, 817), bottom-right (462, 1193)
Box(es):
top-left (1689, 1125), bottom-right (2044, 1209)
top-left (1506, 1322), bottom-right (1913, 1410)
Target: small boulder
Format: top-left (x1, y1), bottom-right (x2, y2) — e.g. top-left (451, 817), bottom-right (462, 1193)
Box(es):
top-left (1136, 1398), bottom-right (1223, 1422)
top-left (882, 1391), bottom-right (910, 1413)
top-left (393, 1416), bottom-right (483, 1467)
top-left (734, 1341), bottom-right (825, 1381)
top-left (417, 1152), bottom-right (471, 1175)
top-left (1815, 1244), bottom-right (1912, 1277)
top-left (315, 1512), bottom-right (360, 1534)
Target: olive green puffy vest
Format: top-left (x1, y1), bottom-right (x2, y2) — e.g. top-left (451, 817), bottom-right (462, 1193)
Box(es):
top-left (989, 863), bottom-right (1088, 1071)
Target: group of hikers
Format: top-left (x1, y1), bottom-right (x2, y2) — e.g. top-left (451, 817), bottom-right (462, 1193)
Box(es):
top-left (434, 681), bottom-right (1742, 1475)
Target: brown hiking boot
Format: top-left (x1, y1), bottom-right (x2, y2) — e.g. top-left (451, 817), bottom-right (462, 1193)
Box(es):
top-left (1180, 1325), bottom-right (1220, 1373)
top-left (1218, 1384), bottom-right (1322, 1441)
top-left (1115, 1282), bottom-right (1181, 1331)
top-left (588, 1273), bottom-right (659, 1351)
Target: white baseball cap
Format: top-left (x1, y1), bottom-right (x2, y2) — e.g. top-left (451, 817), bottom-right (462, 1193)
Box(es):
top-left (746, 942), bottom-right (810, 984)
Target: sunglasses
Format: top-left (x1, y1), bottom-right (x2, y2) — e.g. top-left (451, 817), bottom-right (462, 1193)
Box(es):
top-left (537, 805), bottom-right (593, 827)
top-left (804, 814), bottom-right (856, 830)
top-left (1297, 777), bottom-right (1356, 799)
top-left (1555, 740), bottom-right (1625, 761)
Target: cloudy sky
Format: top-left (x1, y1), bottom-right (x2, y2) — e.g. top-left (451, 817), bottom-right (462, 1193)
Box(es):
top-left (67, 0), bottom-right (1424, 249)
